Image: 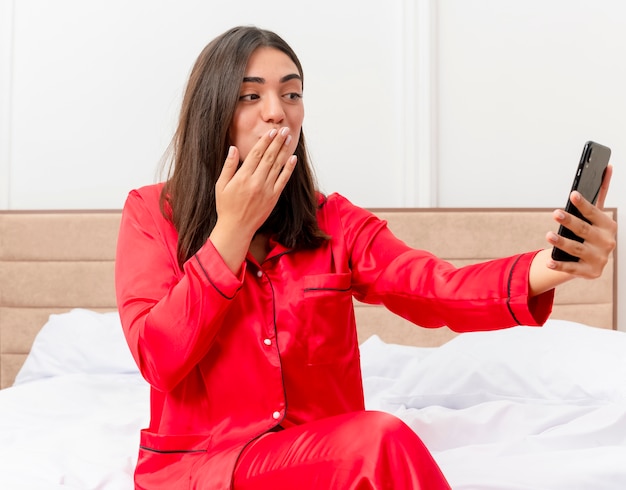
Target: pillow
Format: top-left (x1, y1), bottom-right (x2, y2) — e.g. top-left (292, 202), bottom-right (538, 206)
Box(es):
top-left (360, 335), bottom-right (435, 411)
top-left (14, 309), bottom-right (138, 385)
top-left (369, 319), bottom-right (626, 410)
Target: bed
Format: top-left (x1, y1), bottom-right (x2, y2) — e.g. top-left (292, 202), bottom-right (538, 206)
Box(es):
top-left (0, 208), bottom-right (623, 489)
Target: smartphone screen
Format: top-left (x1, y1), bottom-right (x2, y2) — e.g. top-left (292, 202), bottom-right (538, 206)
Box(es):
top-left (551, 141), bottom-right (611, 262)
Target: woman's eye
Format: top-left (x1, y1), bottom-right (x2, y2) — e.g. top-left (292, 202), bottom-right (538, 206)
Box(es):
top-left (239, 94), bottom-right (259, 101)
top-left (285, 93), bottom-right (303, 101)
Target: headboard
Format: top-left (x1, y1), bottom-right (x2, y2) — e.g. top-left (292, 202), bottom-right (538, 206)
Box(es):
top-left (0, 208), bottom-right (617, 388)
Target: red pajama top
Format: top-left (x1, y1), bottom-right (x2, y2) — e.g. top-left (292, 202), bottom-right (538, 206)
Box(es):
top-left (115, 183), bottom-right (553, 489)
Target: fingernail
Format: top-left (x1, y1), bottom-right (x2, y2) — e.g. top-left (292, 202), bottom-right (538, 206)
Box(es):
top-left (547, 231), bottom-right (558, 243)
top-left (280, 127), bottom-right (289, 136)
top-left (555, 210), bottom-right (565, 220)
top-left (227, 146), bottom-right (235, 158)
top-left (269, 129), bottom-right (278, 138)
top-left (547, 259), bottom-right (557, 269)
top-left (285, 135), bottom-right (292, 146)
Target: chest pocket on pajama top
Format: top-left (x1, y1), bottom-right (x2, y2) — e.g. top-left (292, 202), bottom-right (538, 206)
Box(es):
top-left (301, 272), bottom-right (354, 364)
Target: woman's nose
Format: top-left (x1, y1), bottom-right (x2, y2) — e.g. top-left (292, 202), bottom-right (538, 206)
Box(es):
top-left (262, 94), bottom-right (285, 123)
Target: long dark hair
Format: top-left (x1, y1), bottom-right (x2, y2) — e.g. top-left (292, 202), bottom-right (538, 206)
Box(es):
top-left (160, 26), bottom-right (327, 269)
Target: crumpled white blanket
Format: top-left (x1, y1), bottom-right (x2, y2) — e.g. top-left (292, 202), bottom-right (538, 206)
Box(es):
top-left (2, 316), bottom-right (626, 489)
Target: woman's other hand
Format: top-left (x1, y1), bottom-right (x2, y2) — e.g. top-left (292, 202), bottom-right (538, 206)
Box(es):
top-left (529, 164), bottom-right (616, 296)
top-left (546, 164), bottom-right (616, 279)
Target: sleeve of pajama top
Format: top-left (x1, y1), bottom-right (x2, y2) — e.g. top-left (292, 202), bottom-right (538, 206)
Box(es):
top-left (115, 186), bottom-right (246, 392)
top-left (325, 193), bottom-right (554, 331)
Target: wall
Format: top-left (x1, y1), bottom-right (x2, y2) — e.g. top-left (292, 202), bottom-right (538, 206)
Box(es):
top-left (1, 0), bottom-right (624, 327)
top-left (0, 0), bottom-right (431, 209)
top-left (437, 0), bottom-right (625, 208)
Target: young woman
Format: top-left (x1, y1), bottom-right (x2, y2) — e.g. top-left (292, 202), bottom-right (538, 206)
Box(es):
top-left (115, 26), bottom-right (616, 489)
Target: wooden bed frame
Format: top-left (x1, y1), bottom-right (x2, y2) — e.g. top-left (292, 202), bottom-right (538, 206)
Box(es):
top-left (0, 208), bottom-right (617, 389)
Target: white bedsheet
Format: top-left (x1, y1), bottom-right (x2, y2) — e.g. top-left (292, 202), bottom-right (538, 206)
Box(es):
top-left (2, 312), bottom-right (626, 489)
top-left (0, 374), bottom-right (149, 490)
top-left (360, 326), bottom-right (626, 489)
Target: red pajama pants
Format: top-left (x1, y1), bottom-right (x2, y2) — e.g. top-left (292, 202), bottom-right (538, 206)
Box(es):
top-left (232, 411), bottom-right (451, 490)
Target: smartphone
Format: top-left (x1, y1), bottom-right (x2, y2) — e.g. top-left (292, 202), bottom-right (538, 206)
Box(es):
top-left (551, 141), bottom-right (611, 262)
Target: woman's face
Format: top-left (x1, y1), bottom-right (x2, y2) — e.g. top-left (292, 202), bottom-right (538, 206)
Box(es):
top-left (229, 47), bottom-right (304, 161)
